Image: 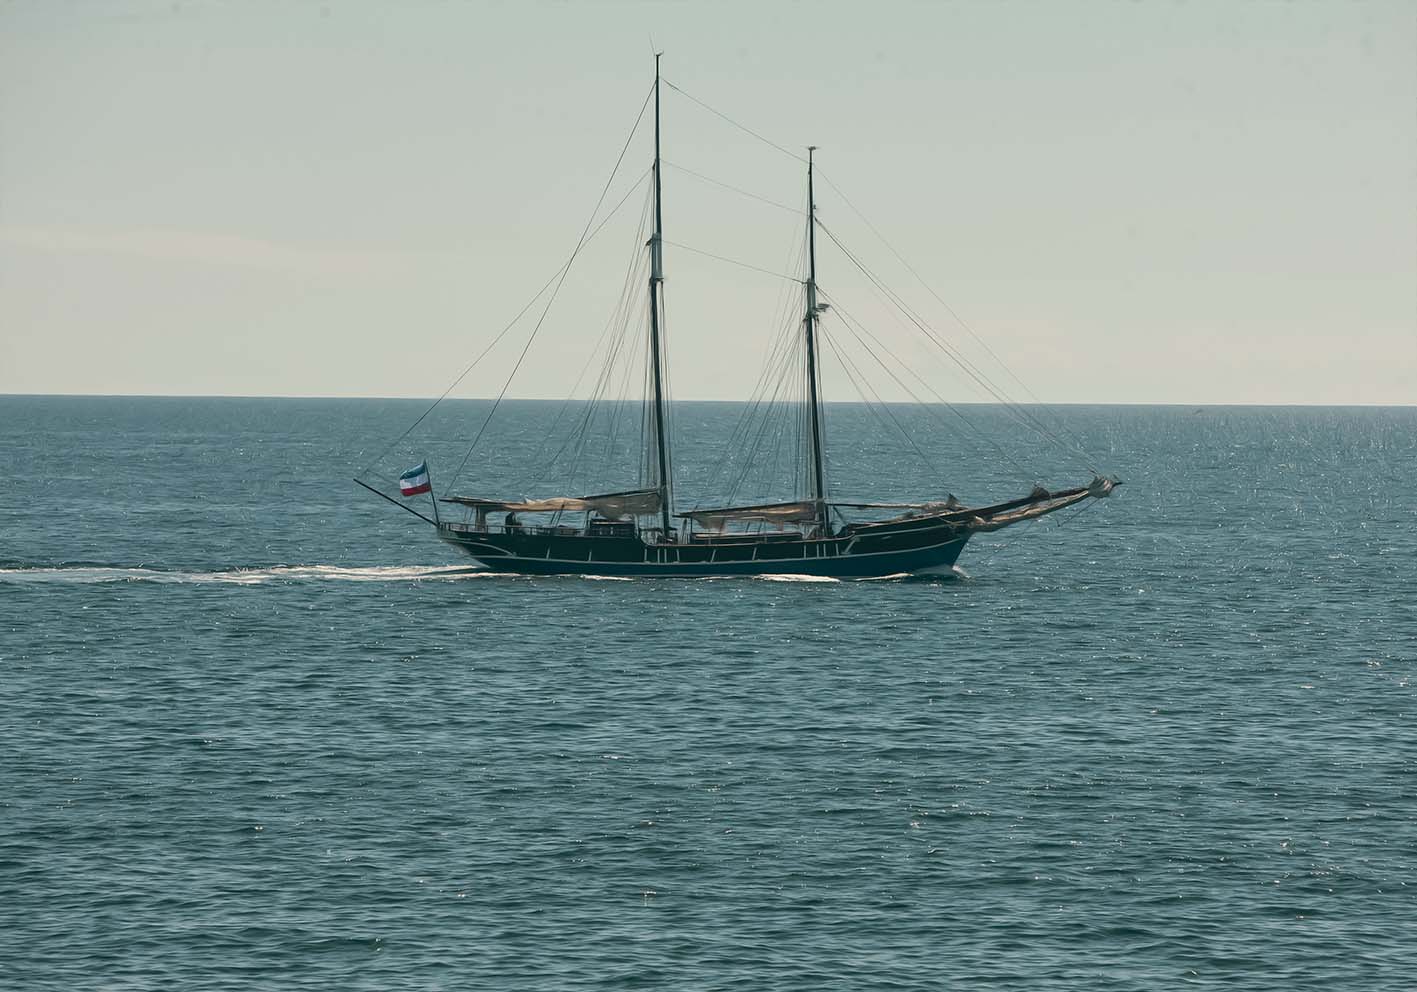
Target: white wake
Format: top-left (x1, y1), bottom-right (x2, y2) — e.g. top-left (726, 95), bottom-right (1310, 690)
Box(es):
top-left (0, 564), bottom-right (490, 585)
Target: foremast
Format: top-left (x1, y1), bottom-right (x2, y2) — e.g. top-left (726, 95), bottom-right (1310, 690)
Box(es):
top-left (647, 54), bottom-right (674, 540)
top-left (803, 146), bottom-right (828, 533)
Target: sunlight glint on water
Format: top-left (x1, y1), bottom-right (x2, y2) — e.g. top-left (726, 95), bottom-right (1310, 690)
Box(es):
top-left (1, 397), bottom-right (1413, 990)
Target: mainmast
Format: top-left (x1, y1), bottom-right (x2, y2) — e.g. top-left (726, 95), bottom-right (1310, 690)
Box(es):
top-left (803, 146), bottom-right (828, 532)
top-left (647, 54), bottom-right (674, 539)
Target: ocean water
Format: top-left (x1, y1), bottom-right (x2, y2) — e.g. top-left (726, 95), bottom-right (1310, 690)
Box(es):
top-left (1, 396), bottom-right (1413, 990)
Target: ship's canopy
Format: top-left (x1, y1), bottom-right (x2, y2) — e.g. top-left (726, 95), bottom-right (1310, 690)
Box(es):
top-left (675, 500), bottom-right (818, 528)
top-left (440, 487), bottom-right (660, 521)
top-left (676, 496), bottom-right (968, 530)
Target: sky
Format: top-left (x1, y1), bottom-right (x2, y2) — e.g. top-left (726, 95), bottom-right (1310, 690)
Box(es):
top-left (2, 0), bottom-right (1414, 405)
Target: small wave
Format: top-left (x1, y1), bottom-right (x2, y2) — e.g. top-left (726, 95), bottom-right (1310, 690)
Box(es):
top-left (0, 564), bottom-right (489, 585)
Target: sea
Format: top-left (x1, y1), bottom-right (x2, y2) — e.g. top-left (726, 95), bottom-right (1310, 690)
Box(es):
top-left (1, 396), bottom-right (1413, 990)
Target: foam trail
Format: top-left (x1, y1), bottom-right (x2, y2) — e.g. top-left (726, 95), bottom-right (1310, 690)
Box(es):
top-left (856, 567), bottom-right (967, 582)
top-left (754, 574), bottom-right (842, 584)
top-left (0, 564), bottom-right (490, 585)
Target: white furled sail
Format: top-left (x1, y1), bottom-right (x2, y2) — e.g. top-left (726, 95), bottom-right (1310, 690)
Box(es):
top-left (441, 488), bottom-right (661, 521)
top-left (678, 501), bottom-right (819, 529)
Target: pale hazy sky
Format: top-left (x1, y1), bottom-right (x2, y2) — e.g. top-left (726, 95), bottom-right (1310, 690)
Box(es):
top-left (2, 0), bottom-right (1414, 404)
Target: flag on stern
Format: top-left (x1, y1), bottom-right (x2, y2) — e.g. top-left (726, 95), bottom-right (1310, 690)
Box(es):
top-left (398, 462), bottom-right (432, 496)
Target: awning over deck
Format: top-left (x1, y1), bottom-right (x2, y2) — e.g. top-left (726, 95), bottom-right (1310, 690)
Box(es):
top-left (675, 500), bottom-right (818, 528)
top-left (440, 487), bottom-right (661, 520)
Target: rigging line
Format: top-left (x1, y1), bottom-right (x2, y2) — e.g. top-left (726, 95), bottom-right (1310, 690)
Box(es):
top-left (699, 225), bottom-right (806, 493)
top-left (817, 221), bottom-right (1099, 473)
top-left (979, 492), bottom-right (1101, 565)
top-left (547, 250), bottom-right (646, 488)
top-left (661, 78), bottom-right (807, 164)
top-left (650, 281), bottom-right (677, 498)
top-left (357, 162), bottom-right (652, 479)
top-left (735, 314), bottom-right (799, 437)
top-left (358, 272), bottom-right (553, 478)
top-left (814, 169), bottom-right (1031, 381)
top-left (698, 183), bottom-right (807, 506)
top-left (815, 166), bottom-right (1084, 437)
top-left (559, 244), bottom-right (645, 487)
top-left (818, 289), bottom-right (1037, 482)
top-left (728, 332), bottom-right (803, 503)
top-left (663, 239), bottom-right (802, 282)
top-left (640, 340), bottom-right (653, 488)
top-left (818, 219), bottom-right (1099, 473)
top-left (698, 313), bottom-right (798, 502)
top-left (449, 83), bottom-right (656, 491)
top-left (821, 299), bottom-right (1031, 481)
top-left (662, 160), bottom-right (805, 215)
top-left (714, 314), bottom-right (801, 500)
top-left (821, 287), bottom-right (1035, 482)
top-left (608, 292), bottom-right (652, 459)
top-left (817, 171), bottom-right (1112, 471)
top-left (601, 313), bottom-right (647, 482)
top-left (850, 268), bottom-right (1067, 474)
top-left (723, 346), bottom-right (786, 500)
top-left (704, 289), bottom-right (798, 459)
top-left (819, 325), bottom-right (942, 487)
top-left (531, 179), bottom-right (655, 486)
top-left (539, 182), bottom-right (655, 483)
top-left (770, 216), bottom-right (809, 344)
top-left (504, 169), bottom-right (655, 486)
top-left (817, 218), bottom-right (1041, 421)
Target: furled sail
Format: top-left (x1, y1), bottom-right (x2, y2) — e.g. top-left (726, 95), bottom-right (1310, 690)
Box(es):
top-left (441, 488), bottom-right (661, 520)
top-left (832, 498), bottom-right (963, 512)
top-left (676, 500), bottom-right (819, 529)
top-left (965, 477), bottom-right (1117, 532)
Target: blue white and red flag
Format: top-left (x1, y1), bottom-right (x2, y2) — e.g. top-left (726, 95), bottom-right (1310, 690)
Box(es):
top-left (399, 462), bottom-right (432, 496)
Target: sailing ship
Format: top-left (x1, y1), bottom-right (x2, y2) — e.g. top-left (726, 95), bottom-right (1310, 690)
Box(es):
top-left (359, 59), bottom-right (1117, 578)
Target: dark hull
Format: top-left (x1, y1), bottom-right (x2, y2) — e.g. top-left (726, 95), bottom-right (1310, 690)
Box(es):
top-left (436, 520), bottom-right (970, 578)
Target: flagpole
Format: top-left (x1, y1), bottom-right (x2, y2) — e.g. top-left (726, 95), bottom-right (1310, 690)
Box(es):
top-left (354, 478), bottom-right (436, 526)
top-left (426, 460), bottom-right (441, 526)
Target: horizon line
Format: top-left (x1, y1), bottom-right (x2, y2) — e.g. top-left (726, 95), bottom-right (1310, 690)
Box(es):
top-left (2, 391), bottom-right (1414, 409)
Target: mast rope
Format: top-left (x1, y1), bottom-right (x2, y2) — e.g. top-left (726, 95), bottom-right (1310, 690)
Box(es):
top-left (818, 327), bottom-right (943, 488)
top-left (818, 290), bottom-right (1038, 482)
top-left (447, 84), bottom-right (656, 491)
top-left (975, 490), bottom-right (1101, 566)
top-left (707, 304), bottom-right (802, 504)
top-left (817, 168), bottom-right (1101, 466)
top-left (658, 77), bottom-right (1104, 485)
top-left (532, 179), bottom-right (656, 490)
top-left (818, 220), bottom-right (1100, 475)
top-left (817, 169), bottom-right (1040, 404)
top-left (663, 239), bottom-right (801, 282)
top-left (728, 324), bottom-right (803, 503)
top-left (663, 160), bottom-right (805, 215)
top-left (819, 219), bottom-right (1053, 437)
top-left (661, 79), bottom-right (807, 163)
top-left (693, 218), bottom-right (807, 505)
top-left (357, 159), bottom-right (653, 483)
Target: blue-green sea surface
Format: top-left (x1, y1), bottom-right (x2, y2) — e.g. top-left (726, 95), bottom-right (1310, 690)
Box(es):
top-left (1, 397), bottom-right (1413, 990)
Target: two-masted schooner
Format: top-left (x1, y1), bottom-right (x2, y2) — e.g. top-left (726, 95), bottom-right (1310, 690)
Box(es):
top-left (358, 59), bottom-right (1117, 578)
